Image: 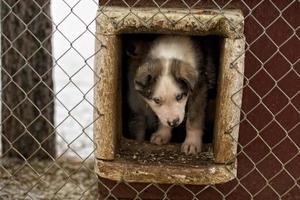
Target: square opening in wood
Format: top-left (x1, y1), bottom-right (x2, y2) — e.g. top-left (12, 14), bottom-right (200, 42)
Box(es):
top-left (94, 6), bottom-right (245, 185)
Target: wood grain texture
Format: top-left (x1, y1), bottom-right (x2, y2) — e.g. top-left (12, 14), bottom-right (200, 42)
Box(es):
top-left (94, 7), bottom-right (244, 183)
top-left (1, 0), bottom-right (55, 159)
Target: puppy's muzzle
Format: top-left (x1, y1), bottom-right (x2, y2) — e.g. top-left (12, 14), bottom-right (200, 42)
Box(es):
top-left (167, 118), bottom-right (180, 128)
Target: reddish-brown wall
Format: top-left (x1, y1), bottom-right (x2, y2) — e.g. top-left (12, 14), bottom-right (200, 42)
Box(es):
top-left (98, 0), bottom-right (300, 199)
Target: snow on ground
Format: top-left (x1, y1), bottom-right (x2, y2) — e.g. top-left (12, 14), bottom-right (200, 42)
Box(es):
top-left (52, 0), bottom-right (98, 159)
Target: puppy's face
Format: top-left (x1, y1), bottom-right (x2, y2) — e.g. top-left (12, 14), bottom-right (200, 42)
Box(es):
top-left (135, 58), bottom-right (198, 128)
top-left (145, 74), bottom-right (188, 127)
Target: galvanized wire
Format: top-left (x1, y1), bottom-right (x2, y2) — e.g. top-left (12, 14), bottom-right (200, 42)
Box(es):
top-left (1, 0), bottom-right (299, 199)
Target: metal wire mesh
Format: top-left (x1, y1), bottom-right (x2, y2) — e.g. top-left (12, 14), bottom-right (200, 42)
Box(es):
top-left (1, 0), bottom-right (299, 199)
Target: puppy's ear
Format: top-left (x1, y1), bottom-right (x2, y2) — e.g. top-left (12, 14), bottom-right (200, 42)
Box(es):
top-left (171, 59), bottom-right (198, 91)
top-left (134, 63), bottom-right (152, 90)
top-left (134, 59), bottom-right (162, 96)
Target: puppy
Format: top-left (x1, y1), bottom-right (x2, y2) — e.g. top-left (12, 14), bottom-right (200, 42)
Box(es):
top-left (128, 35), bottom-right (209, 155)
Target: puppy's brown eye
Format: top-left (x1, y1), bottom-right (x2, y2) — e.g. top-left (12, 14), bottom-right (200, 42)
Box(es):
top-left (176, 93), bottom-right (186, 101)
top-left (153, 97), bottom-right (161, 105)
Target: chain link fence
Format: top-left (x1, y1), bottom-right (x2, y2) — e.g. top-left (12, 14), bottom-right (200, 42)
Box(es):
top-left (1, 0), bottom-right (299, 199)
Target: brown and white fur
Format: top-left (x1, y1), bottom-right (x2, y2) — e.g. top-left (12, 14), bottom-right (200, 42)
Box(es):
top-left (128, 35), bottom-right (208, 155)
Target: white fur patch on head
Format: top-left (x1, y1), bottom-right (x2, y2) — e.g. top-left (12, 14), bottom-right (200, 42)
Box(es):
top-left (150, 36), bottom-right (198, 69)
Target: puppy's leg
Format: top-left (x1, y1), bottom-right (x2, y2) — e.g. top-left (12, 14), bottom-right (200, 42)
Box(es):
top-left (150, 123), bottom-right (172, 145)
top-left (182, 86), bottom-right (207, 155)
top-left (129, 113), bottom-right (146, 142)
top-left (182, 119), bottom-right (204, 155)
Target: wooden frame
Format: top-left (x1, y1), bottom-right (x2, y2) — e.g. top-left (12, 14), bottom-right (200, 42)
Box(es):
top-left (94, 6), bottom-right (245, 185)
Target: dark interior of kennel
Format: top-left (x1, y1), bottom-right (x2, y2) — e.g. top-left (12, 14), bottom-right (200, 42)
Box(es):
top-left (121, 34), bottom-right (222, 145)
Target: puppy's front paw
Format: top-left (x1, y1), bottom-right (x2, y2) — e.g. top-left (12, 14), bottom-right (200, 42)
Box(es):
top-left (150, 131), bottom-right (171, 145)
top-left (181, 139), bottom-right (202, 155)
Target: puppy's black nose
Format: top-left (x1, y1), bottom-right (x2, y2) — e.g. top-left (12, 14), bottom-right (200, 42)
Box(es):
top-left (167, 118), bottom-right (180, 127)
